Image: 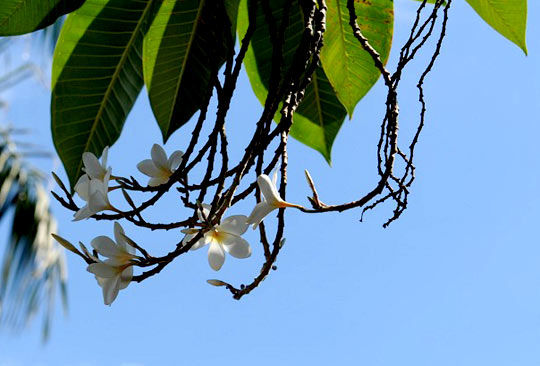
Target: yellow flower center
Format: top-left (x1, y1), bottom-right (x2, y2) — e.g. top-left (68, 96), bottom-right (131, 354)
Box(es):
top-left (208, 229), bottom-right (226, 244)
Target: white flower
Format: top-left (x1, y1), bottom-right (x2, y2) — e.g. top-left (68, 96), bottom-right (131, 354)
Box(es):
top-left (182, 205), bottom-right (251, 271)
top-left (82, 146), bottom-right (109, 181)
top-left (246, 173), bottom-right (301, 229)
top-left (73, 170), bottom-right (113, 221)
top-left (87, 222), bottom-right (137, 305)
top-left (137, 144), bottom-right (184, 186)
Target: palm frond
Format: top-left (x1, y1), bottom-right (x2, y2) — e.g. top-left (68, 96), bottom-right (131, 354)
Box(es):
top-left (0, 129), bottom-right (67, 342)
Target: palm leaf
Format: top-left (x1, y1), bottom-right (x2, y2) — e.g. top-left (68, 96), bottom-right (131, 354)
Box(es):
top-left (0, 129), bottom-right (67, 342)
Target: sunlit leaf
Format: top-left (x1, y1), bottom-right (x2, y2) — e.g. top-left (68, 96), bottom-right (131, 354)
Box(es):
top-left (238, 0), bottom-right (347, 162)
top-left (0, 0), bottom-right (85, 36)
top-left (465, 0), bottom-right (527, 54)
top-left (321, 0), bottom-right (393, 116)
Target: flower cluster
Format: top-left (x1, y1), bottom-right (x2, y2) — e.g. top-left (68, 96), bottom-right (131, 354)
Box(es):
top-left (55, 222), bottom-right (140, 305)
top-left (73, 147), bottom-right (112, 220)
top-left (54, 145), bottom-right (302, 305)
top-left (72, 144), bottom-right (184, 221)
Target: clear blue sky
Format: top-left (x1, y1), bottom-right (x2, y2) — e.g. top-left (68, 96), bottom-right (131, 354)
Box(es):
top-left (1, 1), bottom-right (540, 365)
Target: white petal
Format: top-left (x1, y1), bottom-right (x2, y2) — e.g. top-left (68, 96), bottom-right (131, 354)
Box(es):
top-left (113, 222), bottom-right (127, 248)
top-left (167, 150), bottom-right (184, 171)
top-left (197, 203), bottom-right (212, 222)
top-left (246, 201), bottom-right (275, 229)
top-left (102, 169), bottom-right (112, 186)
top-left (182, 232), bottom-right (206, 251)
top-left (101, 146), bottom-right (109, 169)
top-left (74, 174), bottom-right (90, 201)
top-left (191, 237), bottom-right (208, 251)
top-left (148, 176), bottom-right (169, 187)
top-left (102, 275), bottom-right (121, 305)
top-left (91, 236), bottom-right (122, 258)
top-left (222, 234), bottom-right (251, 259)
top-left (257, 174), bottom-right (281, 206)
top-left (83, 152), bottom-right (105, 180)
top-left (88, 190), bottom-right (109, 213)
top-left (119, 232), bottom-right (137, 256)
top-left (207, 241), bottom-right (225, 271)
top-left (87, 262), bottom-right (118, 278)
top-left (89, 177), bottom-right (109, 196)
top-left (218, 215), bottom-right (249, 236)
top-left (73, 205), bottom-right (92, 221)
top-left (96, 274), bottom-right (109, 288)
top-left (182, 233), bottom-right (196, 246)
top-left (118, 266), bottom-right (133, 290)
top-left (137, 159), bottom-right (161, 177)
top-left (151, 144), bottom-right (168, 169)
top-left (272, 169), bottom-right (278, 186)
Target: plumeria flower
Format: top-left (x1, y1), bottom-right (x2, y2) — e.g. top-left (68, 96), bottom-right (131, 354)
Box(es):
top-left (73, 170), bottom-right (113, 221)
top-left (182, 205), bottom-right (251, 271)
top-left (137, 144), bottom-right (184, 186)
top-left (76, 146), bottom-right (110, 183)
top-left (87, 222), bottom-right (138, 305)
top-left (246, 173), bottom-right (301, 229)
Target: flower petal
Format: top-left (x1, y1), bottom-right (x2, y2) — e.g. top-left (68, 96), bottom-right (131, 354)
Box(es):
top-left (222, 234), bottom-right (251, 259)
top-left (74, 174), bottom-right (90, 201)
top-left (73, 205), bottom-right (92, 221)
top-left (113, 222), bottom-right (127, 248)
top-left (207, 241), bottom-right (225, 271)
top-left (91, 235), bottom-right (122, 258)
top-left (102, 275), bottom-right (121, 305)
top-left (197, 203), bottom-right (212, 222)
top-left (101, 146), bottom-right (109, 169)
top-left (182, 232), bottom-right (207, 250)
top-left (87, 262), bottom-right (118, 278)
top-left (148, 176), bottom-right (169, 187)
top-left (257, 174), bottom-right (281, 206)
top-left (218, 215), bottom-right (249, 236)
top-left (119, 266), bottom-right (133, 290)
top-left (167, 150), bottom-right (184, 172)
top-left (88, 190), bottom-right (109, 213)
top-left (151, 144), bottom-right (168, 170)
top-left (246, 201), bottom-right (275, 229)
top-left (137, 159), bottom-right (161, 177)
top-left (83, 152), bottom-right (105, 180)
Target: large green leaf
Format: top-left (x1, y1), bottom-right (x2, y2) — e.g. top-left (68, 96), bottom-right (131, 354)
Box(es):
top-left (321, 0), bottom-right (393, 117)
top-left (0, 0), bottom-right (85, 36)
top-left (465, 0), bottom-right (527, 54)
top-left (238, 0), bottom-right (347, 162)
top-left (143, 0), bottom-right (239, 141)
top-left (52, 0), bottom-right (157, 188)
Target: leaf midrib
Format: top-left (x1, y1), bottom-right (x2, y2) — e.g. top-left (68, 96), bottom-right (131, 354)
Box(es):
top-left (75, 0), bottom-right (153, 178)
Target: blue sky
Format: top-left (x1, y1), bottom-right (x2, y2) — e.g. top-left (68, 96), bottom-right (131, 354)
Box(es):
top-left (1, 0), bottom-right (540, 365)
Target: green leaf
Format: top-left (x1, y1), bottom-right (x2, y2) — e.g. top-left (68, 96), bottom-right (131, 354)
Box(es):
top-left (143, 0), bottom-right (238, 141)
top-left (238, 0), bottom-right (347, 162)
top-left (291, 67), bottom-right (348, 161)
top-left (0, 0), bottom-right (85, 36)
top-left (465, 0), bottom-right (527, 54)
top-left (321, 0), bottom-right (393, 117)
top-left (51, 0), bottom-right (157, 188)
